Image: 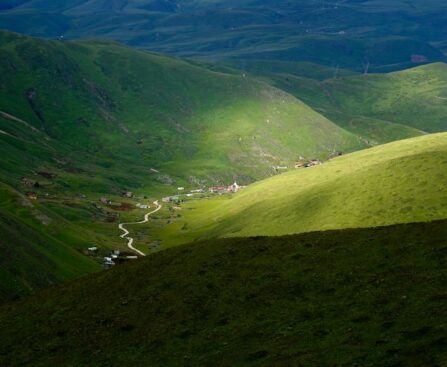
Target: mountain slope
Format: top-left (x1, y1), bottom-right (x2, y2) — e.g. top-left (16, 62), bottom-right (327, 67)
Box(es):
top-left (1, 219), bottom-right (446, 366)
top-left (151, 133), bottom-right (447, 247)
top-left (1, 1), bottom-right (446, 71)
top-left (0, 183), bottom-right (100, 303)
top-left (0, 30), bottom-right (364, 301)
top-left (0, 30), bottom-right (363, 190)
top-left (240, 63), bottom-right (447, 144)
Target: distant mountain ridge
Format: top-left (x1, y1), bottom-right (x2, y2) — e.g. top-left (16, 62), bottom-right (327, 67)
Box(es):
top-left (1, 0), bottom-right (446, 71)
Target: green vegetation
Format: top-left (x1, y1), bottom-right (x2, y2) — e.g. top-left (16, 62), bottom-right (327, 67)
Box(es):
top-left (0, 4), bottom-right (447, 364)
top-left (148, 133), bottom-right (447, 248)
top-left (251, 63), bottom-right (447, 144)
top-left (1, 219), bottom-right (446, 366)
top-left (0, 30), bottom-right (365, 301)
top-left (0, 183), bottom-right (100, 303)
top-left (0, 30), bottom-right (363, 189)
top-left (1, 1), bottom-right (446, 71)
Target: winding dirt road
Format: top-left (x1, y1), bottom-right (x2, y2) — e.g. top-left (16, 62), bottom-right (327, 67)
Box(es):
top-left (118, 201), bottom-right (162, 256)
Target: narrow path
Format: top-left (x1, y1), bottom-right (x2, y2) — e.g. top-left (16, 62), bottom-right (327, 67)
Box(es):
top-left (118, 201), bottom-right (162, 256)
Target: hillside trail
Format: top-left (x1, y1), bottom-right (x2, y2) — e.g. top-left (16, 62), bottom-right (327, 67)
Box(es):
top-left (118, 201), bottom-right (162, 256)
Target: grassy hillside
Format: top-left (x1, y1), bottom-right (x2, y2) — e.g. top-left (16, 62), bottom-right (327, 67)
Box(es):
top-left (252, 63), bottom-right (447, 144)
top-left (0, 30), bottom-right (365, 301)
top-left (0, 30), bottom-right (363, 189)
top-left (0, 183), bottom-right (100, 303)
top-left (147, 133), bottom-right (447, 249)
top-left (1, 219), bottom-right (446, 366)
top-left (1, 1), bottom-right (446, 71)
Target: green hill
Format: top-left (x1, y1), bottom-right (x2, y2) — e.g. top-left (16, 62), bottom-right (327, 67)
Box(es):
top-left (0, 30), bottom-right (364, 301)
top-left (1, 219), bottom-right (446, 366)
top-left (0, 183), bottom-right (100, 303)
top-left (149, 133), bottom-right (447, 248)
top-left (252, 63), bottom-right (447, 145)
top-left (0, 30), bottom-right (363, 189)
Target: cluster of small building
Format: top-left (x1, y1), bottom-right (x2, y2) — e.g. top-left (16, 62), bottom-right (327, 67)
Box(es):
top-left (21, 177), bottom-right (40, 188)
top-left (161, 182), bottom-right (244, 202)
top-left (209, 182), bottom-right (244, 194)
top-left (276, 152), bottom-right (344, 171)
top-left (88, 247), bottom-right (139, 268)
top-left (293, 159), bottom-right (323, 169)
top-left (162, 195), bottom-right (180, 203)
top-left (135, 203), bottom-right (149, 209)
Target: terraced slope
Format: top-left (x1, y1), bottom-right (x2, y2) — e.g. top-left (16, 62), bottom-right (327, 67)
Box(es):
top-left (1, 220), bottom-right (446, 366)
top-left (152, 133), bottom-right (447, 246)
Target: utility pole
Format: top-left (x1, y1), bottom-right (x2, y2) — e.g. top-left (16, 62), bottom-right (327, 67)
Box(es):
top-left (364, 61), bottom-right (370, 75)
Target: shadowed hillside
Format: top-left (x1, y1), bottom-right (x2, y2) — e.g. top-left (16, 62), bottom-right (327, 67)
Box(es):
top-left (0, 219), bottom-right (446, 366)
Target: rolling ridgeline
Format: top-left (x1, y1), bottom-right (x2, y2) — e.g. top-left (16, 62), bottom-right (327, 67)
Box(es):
top-left (240, 60), bottom-right (447, 145)
top-left (0, 25), bottom-right (447, 366)
top-left (1, 0), bottom-right (447, 72)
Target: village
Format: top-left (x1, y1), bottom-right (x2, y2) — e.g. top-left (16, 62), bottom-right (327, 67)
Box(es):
top-left (17, 152), bottom-right (344, 269)
top-left (85, 247), bottom-right (139, 268)
top-left (162, 181), bottom-right (246, 202)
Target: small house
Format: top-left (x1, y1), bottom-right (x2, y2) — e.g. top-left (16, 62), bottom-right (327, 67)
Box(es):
top-left (411, 54), bottom-right (428, 63)
top-left (294, 161), bottom-right (306, 169)
top-left (25, 192), bottom-right (37, 200)
top-left (21, 177), bottom-right (35, 187)
top-left (307, 159), bottom-right (322, 167)
top-left (100, 197), bottom-right (111, 205)
top-left (227, 182), bottom-right (240, 193)
top-left (209, 186), bottom-right (228, 194)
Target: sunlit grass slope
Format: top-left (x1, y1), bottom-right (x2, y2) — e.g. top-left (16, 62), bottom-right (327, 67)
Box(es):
top-left (263, 63), bottom-right (447, 144)
top-left (1, 220), bottom-right (446, 366)
top-left (0, 30), bottom-right (363, 189)
top-left (0, 30), bottom-right (365, 301)
top-left (156, 133), bottom-right (447, 245)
